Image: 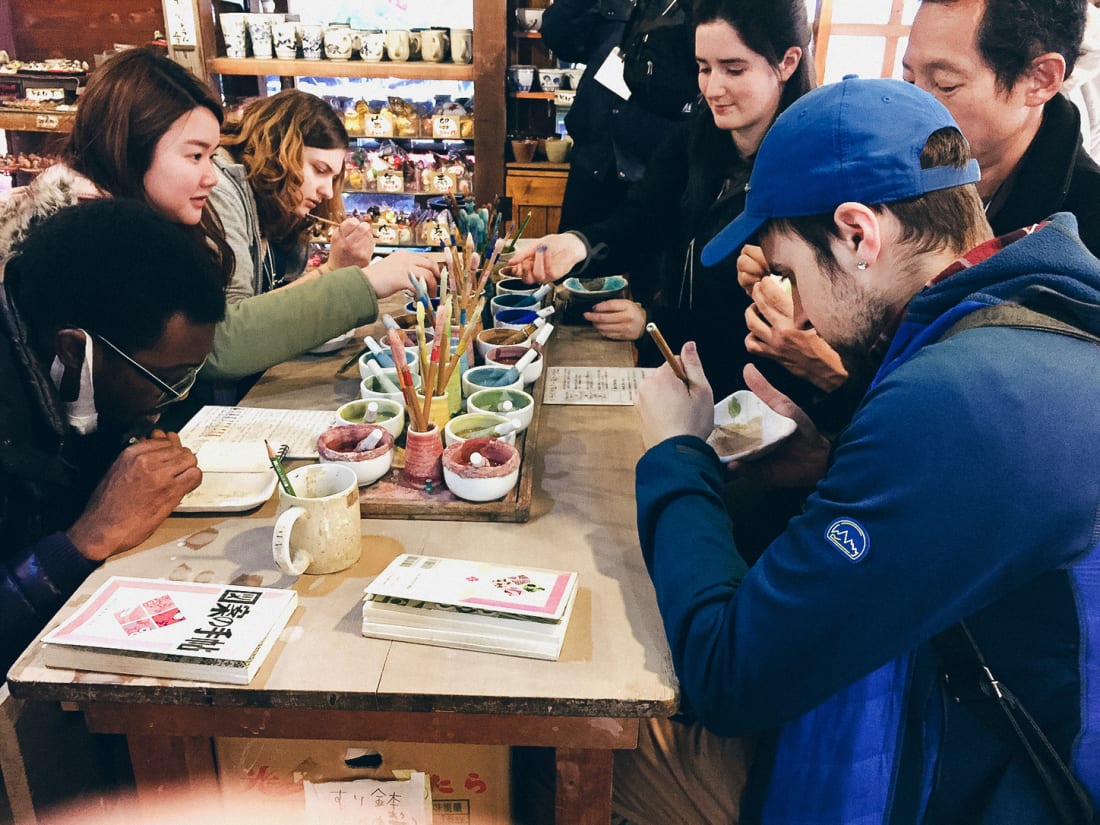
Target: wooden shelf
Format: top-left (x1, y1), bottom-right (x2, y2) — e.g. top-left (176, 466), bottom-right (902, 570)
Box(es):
top-left (513, 31), bottom-right (543, 39)
top-left (512, 91), bottom-right (556, 100)
top-left (0, 109), bottom-right (75, 133)
top-left (208, 57), bottom-right (476, 81)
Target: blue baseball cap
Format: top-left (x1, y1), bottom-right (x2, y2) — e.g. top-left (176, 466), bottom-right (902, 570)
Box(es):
top-left (700, 76), bottom-right (981, 266)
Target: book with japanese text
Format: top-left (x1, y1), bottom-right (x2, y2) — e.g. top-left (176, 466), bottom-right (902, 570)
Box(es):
top-left (361, 554), bottom-right (579, 660)
top-left (41, 577), bottom-right (298, 685)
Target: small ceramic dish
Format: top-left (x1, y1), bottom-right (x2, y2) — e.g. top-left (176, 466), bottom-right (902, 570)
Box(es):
top-left (316, 423), bottom-right (395, 486)
top-left (707, 390), bottom-right (797, 463)
top-left (514, 8), bottom-right (545, 31)
top-left (360, 369), bottom-right (420, 405)
top-left (307, 328), bottom-right (356, 354)
top-left (490, 292), bottom-right (539, 319)
top-left (466, 388), bottom-right (535, 432)
top-left (337, 398), bottom-right (405, 440)
top-left (475, 327), bottom-right (530, 360)
top-left (462, 365), bottom-right (525, 400)
top-left (444, 412), bottom-right (516, 446)
top-left (358, 348), bottom-right (418, 381)
top-left (442, 438), bottom-right (521, 502)
top-left (484, 345), bottom-right (543, 384)
top-left (494, 276), bottom-right (539, 297)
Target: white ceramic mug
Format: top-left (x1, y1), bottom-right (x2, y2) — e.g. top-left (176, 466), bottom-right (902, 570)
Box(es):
top-left (273, 21), bottom-right (299, 59)
top-left (450, 28), bottom-right (472, 64)
top-left (272, 464), bottom-right (361, 575)
top-left (324, 26), bottom-right (354, 60)
top-left (361, 30), bottom-right (386, 61)
top-left (246, 14), bottom-right (275, 58)
top-left (386, 29), bottom-right (411, 62)
top-left (220, 13), bottom-right (249, 58)
top-left (421, 28), bottom-right (449, 63)
top-left (298, 23), bottom-right (324, 59)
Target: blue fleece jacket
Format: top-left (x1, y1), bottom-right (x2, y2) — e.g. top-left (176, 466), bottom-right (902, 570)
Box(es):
top-left (636, 213), bottom-right (1100, 823)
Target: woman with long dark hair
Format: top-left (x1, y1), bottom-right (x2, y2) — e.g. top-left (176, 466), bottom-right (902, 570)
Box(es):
top-left (510, 0), bottom-right (845, 412)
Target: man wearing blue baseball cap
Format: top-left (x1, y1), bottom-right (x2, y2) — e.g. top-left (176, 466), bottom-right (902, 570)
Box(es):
top-left (633, 76), bottom-right (1100, 822)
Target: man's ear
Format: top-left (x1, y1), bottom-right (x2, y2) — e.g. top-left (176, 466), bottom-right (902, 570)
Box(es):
top-left (832, 202), bottom-right (883, 271)
top-left (1023, 53), bottom-right (1066, 107)
top-left (54, 328), bottom-right (88, 371)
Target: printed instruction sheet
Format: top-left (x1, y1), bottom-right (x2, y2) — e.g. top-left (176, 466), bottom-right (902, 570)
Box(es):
top-left (542, 367), bottom-right (654, 405)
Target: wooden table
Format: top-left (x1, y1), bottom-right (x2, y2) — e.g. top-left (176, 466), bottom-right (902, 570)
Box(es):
top-left (6, 322), bottom-right (678, 824)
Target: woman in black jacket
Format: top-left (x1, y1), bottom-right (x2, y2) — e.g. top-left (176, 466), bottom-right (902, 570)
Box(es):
top-left (513, 0), bottom-right (850, 416)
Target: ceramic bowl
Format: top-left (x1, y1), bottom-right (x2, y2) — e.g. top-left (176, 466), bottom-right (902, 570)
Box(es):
top-left (442, 438), bottom-right (521, 502)
top-left (358, 348), bottom-right (419, 381)
top-left (475, 327), bottom-right (530, 360)
top-left (444, 412), bottom-right (516, 446)
top-left (404, 297), bottom-right (442, 316)
top-left (466, 388), bottom-right (535, 432)
top-left (514, 8), bottom-right (544, 32)
top-left (360, 369), bottom-right (420, 405)
top-left (495, 276), bottom-right (539, 297)
top-left (544, 136), bottom-right (571, 163)
top-left (561, 275), bottom-right (629, 324)
top-left (494, 308), bottom-right (542, 331)
top-left (707, 390), bottom-right (797, 463)
top-left (490, 292), bottom-right (539, 319)
top-left (511, 139), bottom-right (538, 164)
top-left (462, 365), bottom-right (525, 400)
top-left (336, 398), bottom-right (405, 440)
top-left (484, 345), bottom-right (543, 385)
top-left (316, 424), bottom-right (395, 486)
top-left (563, 67), bottom-right (584, 89)
top-left (538, 68), bottom-right (564, 91)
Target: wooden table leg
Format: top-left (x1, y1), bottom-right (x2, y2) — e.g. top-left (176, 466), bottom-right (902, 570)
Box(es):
top-left (555, 747), bottom-right (614, 824)
top-left (127, 734), bottom-right (217, 808)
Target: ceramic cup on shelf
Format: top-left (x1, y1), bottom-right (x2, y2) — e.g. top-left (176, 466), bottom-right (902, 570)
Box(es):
top-left (219, 13), bottom-right (249, 58)
top-left (273, 21), bottom-right (299, 59)
top-left (507, 64), bottom-right (536, 93)
top-left (538, 69), bottom-right (564, 92)
top-left (450, 28), bottom-right (472, 64)
top-left (298, 23), bottom-right (324, 59)
top-left (361, 29), bottom-right (386, 61)
top-left (545, 135), bottom-right (572, 163)
top-left (421, 28), bottom-right (449, 63)
top-left (386, 29), bottom-right (411, 62)
top-left (324, 26), bottom-right (354, 60)
top-left (272, 463), bottom-right (361, 576)
top-left (246, 14), bottom-right (275, 58)
top-left (409, 29), bottom-right (423, 60)
top-left (510, 138), bottom-right (538, 164)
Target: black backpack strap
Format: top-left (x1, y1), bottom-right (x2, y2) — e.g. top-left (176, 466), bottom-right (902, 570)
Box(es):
top-left (933, 303), bottom-right (1097, 822)
top-left (933, 623), bottom-right (1095, 824)
top-left (940, 301), bottom-right (1100, 346)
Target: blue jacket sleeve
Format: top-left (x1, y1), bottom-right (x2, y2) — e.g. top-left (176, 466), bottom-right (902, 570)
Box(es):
top-left (636, 327), bottom-right (1100, 737)
top-left (2, 532), bottom-right (99, 675)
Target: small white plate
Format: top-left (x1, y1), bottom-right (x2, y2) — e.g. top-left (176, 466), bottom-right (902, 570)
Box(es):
top-left (308, 328), bottom-right (357, 354)
top-left (174, 472), bottom-right (277, 513)
top-left (707, 390), bottom-right (796, 463)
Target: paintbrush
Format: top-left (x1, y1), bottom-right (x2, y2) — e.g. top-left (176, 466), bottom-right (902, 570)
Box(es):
top-left (645, 322), bottom-right (688, 384)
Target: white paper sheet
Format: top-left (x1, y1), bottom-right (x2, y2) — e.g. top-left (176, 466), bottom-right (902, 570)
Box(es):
top-left (541, 367), bottom-right (654, 405)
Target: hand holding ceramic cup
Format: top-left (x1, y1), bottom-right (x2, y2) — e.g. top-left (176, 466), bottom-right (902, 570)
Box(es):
top-left (272, 464), bottom-right (361, 576)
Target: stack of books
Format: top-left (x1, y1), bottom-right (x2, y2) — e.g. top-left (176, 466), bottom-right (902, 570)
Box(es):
top-left (362, 554), bottom-right (578, 660)
top-left (41, 576), bottom-right (298, 684)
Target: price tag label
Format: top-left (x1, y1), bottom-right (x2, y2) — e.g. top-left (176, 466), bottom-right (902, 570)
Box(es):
top-left (377, 170), bottom-right (404, 193)
top-left (428, 172), bottom-right (457, 193)
top-left (432, 115), bottom-right (461, 139)
top-left (35, 114), bottom-right (60, 130)
top-left (364, 112), bottom-right (394, 138)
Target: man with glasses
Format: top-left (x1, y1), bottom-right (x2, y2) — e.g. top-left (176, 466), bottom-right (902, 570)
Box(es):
top-left (0, 199), bottom-right (226, 674)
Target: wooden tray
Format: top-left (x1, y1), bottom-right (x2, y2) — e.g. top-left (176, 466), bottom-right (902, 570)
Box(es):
top-left (357, 377), bottom-right (542, 523)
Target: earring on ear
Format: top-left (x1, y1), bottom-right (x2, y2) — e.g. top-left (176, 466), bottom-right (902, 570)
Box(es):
top-left (856, 260), bottom-right (868, 271)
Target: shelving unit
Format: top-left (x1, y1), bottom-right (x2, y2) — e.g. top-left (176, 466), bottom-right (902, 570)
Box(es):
top-left (178, 0), bottom-right (506, 205)
top-left (0, 109), bottom-right (75, 133)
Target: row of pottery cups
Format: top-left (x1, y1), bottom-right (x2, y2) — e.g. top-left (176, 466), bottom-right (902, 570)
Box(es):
top-left (220, 14), bottom-right (471, 63)
top-left (507, 65), bottom-right (584, 93)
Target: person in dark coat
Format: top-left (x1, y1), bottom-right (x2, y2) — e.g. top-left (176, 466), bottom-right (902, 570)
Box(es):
top-left (0, 200), bottom-right (225, 674)
top-left (540, 0), bottom-right (688, 231)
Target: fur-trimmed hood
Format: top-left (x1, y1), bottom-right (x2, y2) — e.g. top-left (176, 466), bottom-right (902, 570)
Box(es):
top-left (0, 164), bottom-right (103, 265)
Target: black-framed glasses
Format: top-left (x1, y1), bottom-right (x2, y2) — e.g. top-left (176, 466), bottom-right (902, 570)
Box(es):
top-left (90, 332), bottom-right (202, 409)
